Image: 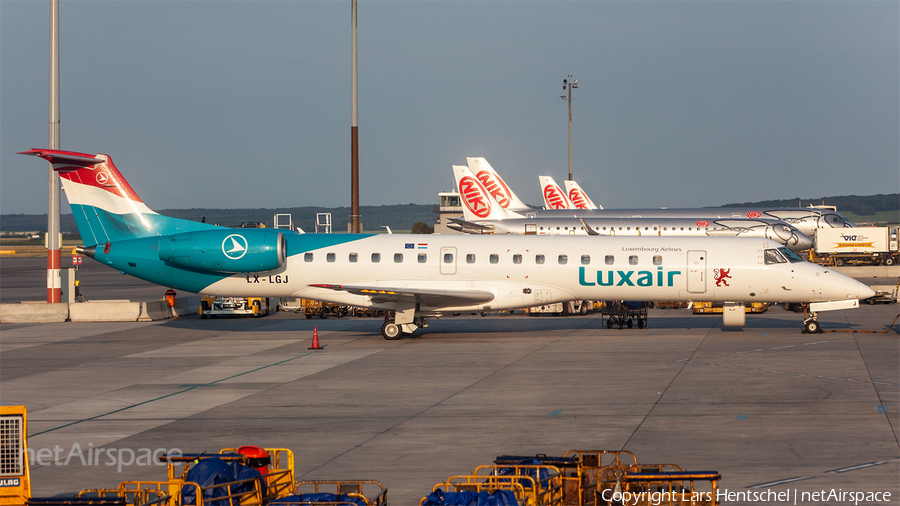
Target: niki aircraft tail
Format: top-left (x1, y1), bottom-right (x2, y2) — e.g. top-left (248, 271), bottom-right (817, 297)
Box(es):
top-left (465, 157), bottom-right (532, 212)
top-left (563, 180), bottom-right (601, 210)
top-left (19, 149), bottom-right (219, 246)
top-left (538, 176), bottom-right (576, 210)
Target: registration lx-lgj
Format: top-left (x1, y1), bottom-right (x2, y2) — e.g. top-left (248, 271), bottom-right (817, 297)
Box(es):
top-left (21, 149), bottom-right (873, 338)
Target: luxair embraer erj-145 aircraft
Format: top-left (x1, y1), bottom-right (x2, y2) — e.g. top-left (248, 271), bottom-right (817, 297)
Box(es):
top-left (450, 165), bottom-right (814, 252)
top-left (20, 149), bottom-right (872, 338)
top-left (467, 157), bottom-right (857, 238)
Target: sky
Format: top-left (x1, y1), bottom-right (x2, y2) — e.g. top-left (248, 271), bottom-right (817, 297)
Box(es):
top-left (1, 0), bottom-right (898, 216)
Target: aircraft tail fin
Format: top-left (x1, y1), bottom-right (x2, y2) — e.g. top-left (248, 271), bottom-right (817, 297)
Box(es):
top-left (19, 149), bottom-right (218, 246)
top-left (538, 175), bottom-right (576, 210)
top-left (564, 180), bottom-right (601, 210)
top-left (465, 157), bottom-right (531, 211)
top-left (452, 165), bottom-right (518, 222)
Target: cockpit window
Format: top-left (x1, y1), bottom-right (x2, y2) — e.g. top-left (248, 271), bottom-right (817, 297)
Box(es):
top-left (779, 247), bottom-right (804, 263)
top-left (823, 213), bottom-right (847, 228)
top-left (764, 249), bottom-right (787, 264)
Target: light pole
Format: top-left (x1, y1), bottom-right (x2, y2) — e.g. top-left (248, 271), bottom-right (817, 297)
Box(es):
top-left (560, 75), bottom-right (577, 182)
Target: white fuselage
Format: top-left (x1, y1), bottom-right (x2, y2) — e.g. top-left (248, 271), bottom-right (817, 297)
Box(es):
top-left (202, 234), bottom-right (869, 314)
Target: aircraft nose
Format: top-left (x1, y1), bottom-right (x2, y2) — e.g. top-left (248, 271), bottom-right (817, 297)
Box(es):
top-left (858, 282), bottom-right (876, 301)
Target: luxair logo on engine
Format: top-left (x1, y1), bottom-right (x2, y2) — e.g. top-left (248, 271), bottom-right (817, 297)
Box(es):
top-left (475, 171), bottom-right (512, 209)
top-left (222, 234), bottom-right (248, 260)
top-left (568, 189), bottom-right (589, 209)
top-left (459, 176), bottom-right (492, 218)
top-left (544, 185), bottom-right (569, 209)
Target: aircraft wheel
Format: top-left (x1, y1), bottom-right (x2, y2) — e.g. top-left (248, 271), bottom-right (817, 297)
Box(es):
top-left (381, 321), bottom-right (402, 340)
top-left (804, 319), bottom-right (820, 334)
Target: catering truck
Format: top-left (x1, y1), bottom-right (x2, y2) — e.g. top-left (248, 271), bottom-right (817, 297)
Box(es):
top-left (813, 226), bottom-right (899, 266)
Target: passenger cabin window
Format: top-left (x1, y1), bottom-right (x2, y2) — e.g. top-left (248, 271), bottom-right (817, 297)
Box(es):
top-left (418, 253), bottom-right (427, 263)
top-left (558, 255), bottom-right (568, 265)
top-left (629, 255), bottom-right (638, 265)
top-left (327, 253), bottom-right (336, 263)
top-left (490, 254), bottom-right (499, 264)
top-left (653, 255), bottom-right (662, 266)
top-left (304, 253), bottom-right (314, 262)
top-left (394, 253), bottom-right (403, 263)
top-left (371, 253), bottom-right (381, 263)
top-left (349, 253), bottom-right (358, 263)
top-left (605, 255), bottom-right (614, 265)
top-left (513, 254), bottom-right (522, 264)
top-left (466, 254), bottom-right (476, 264)
top-left (535, 254), bottom-right (545, 264)
top-left (442, 253), bottom-right (452, 263)
top-left (581, 255), bottom-right (590, 265)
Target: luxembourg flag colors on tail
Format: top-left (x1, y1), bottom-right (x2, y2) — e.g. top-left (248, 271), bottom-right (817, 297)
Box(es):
top-left (18, 149), bottom-right (219, 246)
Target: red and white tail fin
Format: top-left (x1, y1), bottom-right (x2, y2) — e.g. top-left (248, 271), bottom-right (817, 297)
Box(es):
top-left (538, 176), bottom-right (575, 210)
top-left (452, 165), bottom-right (519, 221)
top-left (18, 149), bottom-right (213, 246)
top-left (465, 157), bottom-right (531, 211)
top-left (564, 180), bottom-right (601, 210)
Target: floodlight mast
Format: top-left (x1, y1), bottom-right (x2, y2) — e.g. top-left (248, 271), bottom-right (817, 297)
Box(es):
top-left (560, 76), bottom-right (578, 182)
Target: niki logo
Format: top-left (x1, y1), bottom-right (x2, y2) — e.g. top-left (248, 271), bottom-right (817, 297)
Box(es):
top-left (475, 170), bottom-right (512, 209)
top-left (96, 172), bottom-right (110, 185)
top-left (459, 176), bottom-right (492, 218)
top-left (544, 184), bottom-right (569, 209)
top-left (568, 189), bottom-right (590, 209)
top-left (696, 220), bottom-right (710, 227)
top-left (714, 268), bottom-right (731, 287)
top-left (222, 234), bottom-right (248, 260)
top-left (746, 211), bottom-right (762, 219)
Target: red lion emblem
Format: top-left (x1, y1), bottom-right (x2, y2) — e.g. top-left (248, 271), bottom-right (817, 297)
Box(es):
top-left (714, 268), bottom-right (732, 287)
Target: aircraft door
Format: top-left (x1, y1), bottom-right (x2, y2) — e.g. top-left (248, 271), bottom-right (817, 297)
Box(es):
top-left (687, 250), bottom-right (707, 293)
top-left (440, 247), bottom-right (457, 275)
top-left (524, 224), bottom-right (537, 235)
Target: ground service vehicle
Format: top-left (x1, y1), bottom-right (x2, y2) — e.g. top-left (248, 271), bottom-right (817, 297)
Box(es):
top-left (199, 296), bottom-right (269, 318)
top-left (421, 450), bottom-right (720, 506)
top-left (528, 300), bottom-right (590, 316)
top-left (812, 226), bottom-right (899, 266)
top-left (692, 301), bottom-right (769, 314)
top-left (0, 405), bottom-right (388, 506)
top-left (602, 301), bottom-right (649, 329)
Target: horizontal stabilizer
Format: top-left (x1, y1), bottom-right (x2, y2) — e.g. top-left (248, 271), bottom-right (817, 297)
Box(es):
top-left (18, 149), bottom-right (103, 170)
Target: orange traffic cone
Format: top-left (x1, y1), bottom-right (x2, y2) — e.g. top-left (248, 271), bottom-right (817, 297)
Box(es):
top-left (309, 326), bottom-right (322, 350)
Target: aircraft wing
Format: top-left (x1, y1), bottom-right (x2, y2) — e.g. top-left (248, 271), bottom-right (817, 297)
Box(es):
top-left (447, 218), bottom-right (495, 235)
top-left (309, 284), bottom-right (495, 307)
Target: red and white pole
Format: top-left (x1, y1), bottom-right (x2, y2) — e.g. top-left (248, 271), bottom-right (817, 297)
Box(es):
top-left (47, 0), bottom-right (61, 303)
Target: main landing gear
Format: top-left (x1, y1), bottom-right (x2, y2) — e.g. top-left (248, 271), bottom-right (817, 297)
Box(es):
top-left (381, 315), bottom-right (430, 340)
